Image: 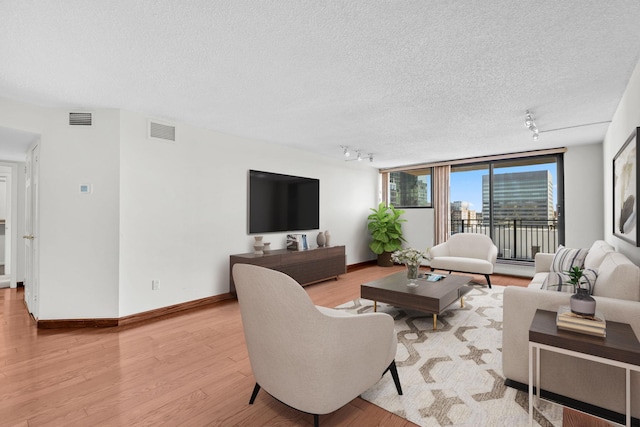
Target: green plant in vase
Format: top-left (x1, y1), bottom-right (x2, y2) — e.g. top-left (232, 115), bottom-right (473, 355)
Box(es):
top-left (367, 202), bottom-right (406, 266)
top-left (562, 266), bottom-right (597, 317)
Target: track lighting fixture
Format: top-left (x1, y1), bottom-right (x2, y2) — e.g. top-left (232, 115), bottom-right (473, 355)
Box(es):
top-left (524, 110), bottom-right (539, 141)
top-left (341, 146), bottom-right (374, 163)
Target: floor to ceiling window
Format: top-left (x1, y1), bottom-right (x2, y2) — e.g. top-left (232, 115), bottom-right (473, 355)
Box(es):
top-left (450, 154), bottom-right (563, 261)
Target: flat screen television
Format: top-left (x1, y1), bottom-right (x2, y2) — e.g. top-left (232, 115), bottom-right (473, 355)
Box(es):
top-left (248, 170), bottom-right (320, 234)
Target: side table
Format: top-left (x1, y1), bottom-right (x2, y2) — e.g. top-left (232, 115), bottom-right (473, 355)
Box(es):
top-left (528, 309), bottom-right (640, 427)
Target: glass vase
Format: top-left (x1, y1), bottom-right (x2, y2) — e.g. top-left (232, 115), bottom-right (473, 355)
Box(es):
top-left (406, 263), bottom-right (419, 286)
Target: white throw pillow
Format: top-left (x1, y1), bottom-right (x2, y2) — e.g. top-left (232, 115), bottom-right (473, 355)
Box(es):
top-left (550, 245), bottom-right (588, 273)
top-left (542, 268), bottom-right (597, 294)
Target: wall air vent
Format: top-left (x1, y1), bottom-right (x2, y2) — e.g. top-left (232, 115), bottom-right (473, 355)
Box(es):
top-left (148, 120), bottom-right (176, 142)
top-left (69, 112), bottom-right (92, 126)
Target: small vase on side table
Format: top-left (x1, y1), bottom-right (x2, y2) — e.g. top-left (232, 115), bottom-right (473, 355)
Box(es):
top-left (570, 288), bottom-right (596, 317)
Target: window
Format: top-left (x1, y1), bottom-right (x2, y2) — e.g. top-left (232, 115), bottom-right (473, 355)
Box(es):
top-left (450, 154), bottom-right (563, 261)
top-left (389, 169), bottom-right (432, 208)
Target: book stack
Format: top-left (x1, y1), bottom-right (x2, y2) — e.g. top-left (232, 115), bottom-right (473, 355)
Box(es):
top-left (556, 305), bottom-right (606, 337)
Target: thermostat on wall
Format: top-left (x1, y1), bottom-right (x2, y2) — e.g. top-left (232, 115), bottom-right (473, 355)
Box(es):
top-left (80, 184), bottom-right (92, 194)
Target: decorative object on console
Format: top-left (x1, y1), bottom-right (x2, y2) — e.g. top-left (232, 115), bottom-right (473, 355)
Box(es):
top-left (613, 127), bottom-right (639, 246)
top-left (324, 230), bottom-right (331, 246)
top-left (263, 242), bottom-right (271, 253)
top-left (391, 247), bottom-right (430, 287)
top-left (367, 203), bottom-right (406, 267)
top-left (253, 236), bottom-right (264, 255)
top-left (316, 231), bottom-right (325, 247)
top-left (286, 234), bottom-right (308, 251)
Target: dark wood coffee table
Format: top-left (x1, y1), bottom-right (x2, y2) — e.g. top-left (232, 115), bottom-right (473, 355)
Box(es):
top-left (360, 271), bottom-right (473, 330)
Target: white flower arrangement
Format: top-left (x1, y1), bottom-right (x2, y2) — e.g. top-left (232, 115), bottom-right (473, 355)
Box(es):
top-left (391, 247), bottom-right (430, 266)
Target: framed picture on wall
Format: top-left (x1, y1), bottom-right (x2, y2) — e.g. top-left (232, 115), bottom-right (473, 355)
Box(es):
top-left (613, 127), bottom-right (640, 246)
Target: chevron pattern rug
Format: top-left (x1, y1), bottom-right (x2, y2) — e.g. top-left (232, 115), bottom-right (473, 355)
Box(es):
top-left (335, 285), bottom-right (563, 427)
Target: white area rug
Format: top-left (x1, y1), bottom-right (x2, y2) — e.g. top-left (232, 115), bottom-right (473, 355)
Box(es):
top-left (335, 285), bottom-right (562, 427)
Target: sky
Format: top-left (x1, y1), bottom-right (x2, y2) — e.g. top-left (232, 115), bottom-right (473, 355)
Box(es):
top-left (449, 164), bottom-right (558, 213)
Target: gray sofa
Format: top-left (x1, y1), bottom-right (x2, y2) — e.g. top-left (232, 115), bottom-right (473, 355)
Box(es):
top-left (502, 240), bottom-right (640, 420)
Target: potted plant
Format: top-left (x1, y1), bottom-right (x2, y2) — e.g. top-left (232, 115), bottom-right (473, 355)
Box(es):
top-left (564, 266), bottom-right (597, 316)
top-left (367, 202), bottom-right (406, 266)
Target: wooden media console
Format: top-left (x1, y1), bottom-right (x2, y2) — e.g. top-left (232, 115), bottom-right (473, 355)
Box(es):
top-left (229, 245), bottom-right (346, 294)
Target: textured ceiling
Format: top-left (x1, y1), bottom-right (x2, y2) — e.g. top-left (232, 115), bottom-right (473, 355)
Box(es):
top-left (2, 1), bottom-right (640, 168)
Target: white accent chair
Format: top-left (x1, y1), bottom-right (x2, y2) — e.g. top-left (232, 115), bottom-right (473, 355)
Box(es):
top-left (232, 264), bottom-right (402, 427)
top-left (428, 233), bottom-right (498, 288)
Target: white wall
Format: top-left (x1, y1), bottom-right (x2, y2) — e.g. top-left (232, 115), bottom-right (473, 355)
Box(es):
top-left (402, 208), bottom-right (434, 255)
top-left (563, 143), bottom-right (604, 248)
top-left (604, 59), bottom-right (640, 265)
top-left (0, 178), bottom-right (6, 218)
top-left (118, 110), bottom-right (378, 316)
top-left (36, 109), bottom-right (121, 319)
top-left (0, 97), bottom-right (379, 319)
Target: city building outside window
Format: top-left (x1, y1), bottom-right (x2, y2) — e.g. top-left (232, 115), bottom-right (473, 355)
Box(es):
top-left (450, 155), bottom-right (563, 261)
top-left (389, 169), bottom-right (432, 208)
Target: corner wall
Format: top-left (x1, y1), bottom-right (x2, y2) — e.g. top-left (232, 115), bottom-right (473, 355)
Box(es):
top-left (563, 143), bottom-right (604, 248)
top-left (604, 58), bottom-right (640, 264)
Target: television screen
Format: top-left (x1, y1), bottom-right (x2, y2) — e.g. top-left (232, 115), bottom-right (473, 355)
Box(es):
top-left (248, 170), bottom-right (320, 234)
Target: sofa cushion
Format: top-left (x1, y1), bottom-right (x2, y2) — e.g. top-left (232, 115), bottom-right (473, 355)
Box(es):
top-left (592, 252), bottom-right (640, 301)
top-left (429, 256), bottom-right (494, 275)
top-left (541, 268), bottom-right (598, 294)
top-left (528, 272), bottom-right (548, 289)
top-left (584, 240), bottom-right (615, 270)
top-left (550, 245), bottom-right (588, 273)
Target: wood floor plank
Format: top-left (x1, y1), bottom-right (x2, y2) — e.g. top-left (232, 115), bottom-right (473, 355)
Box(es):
top-left (0, 266), bottom-right (530, 426)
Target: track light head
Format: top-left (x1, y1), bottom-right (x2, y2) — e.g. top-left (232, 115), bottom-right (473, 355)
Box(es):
top-left (524, 110), bottom-right (540, 141)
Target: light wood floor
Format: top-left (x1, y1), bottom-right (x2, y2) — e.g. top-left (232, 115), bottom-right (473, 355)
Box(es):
top-left (0, 266), bottom-right (529, 427)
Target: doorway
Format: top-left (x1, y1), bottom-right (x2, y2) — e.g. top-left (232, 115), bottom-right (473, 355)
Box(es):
top-left (0, 126), bottom-right (40, 292)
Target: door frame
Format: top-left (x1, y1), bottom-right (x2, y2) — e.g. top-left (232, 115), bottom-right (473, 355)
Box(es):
top-left (0, 162), bottom-right (19, 288)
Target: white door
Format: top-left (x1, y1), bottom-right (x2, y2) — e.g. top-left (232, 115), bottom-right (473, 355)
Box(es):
top-left (23, 145), bottom-right (39, 318)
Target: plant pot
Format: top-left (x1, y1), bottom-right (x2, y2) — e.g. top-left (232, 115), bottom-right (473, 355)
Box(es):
top-left (377, 251), bottom-right (394, 267)
top-left (570, 288), bottom-right (596, 317)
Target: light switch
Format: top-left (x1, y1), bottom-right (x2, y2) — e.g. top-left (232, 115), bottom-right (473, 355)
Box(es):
top-left (80, 184), bottom-right (92, 194)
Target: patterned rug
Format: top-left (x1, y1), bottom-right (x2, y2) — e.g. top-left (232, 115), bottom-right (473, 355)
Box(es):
top-left (335, 285), bottom-right (563, 427)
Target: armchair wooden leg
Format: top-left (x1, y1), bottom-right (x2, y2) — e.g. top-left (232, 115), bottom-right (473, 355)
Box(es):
top-left (383, 360), bottom-right (403, 395)
top-left (314, 414), bottom-right (319, 427)
top-left (484, 274), bottom-right (492, 289)
top-left (249, 383), bottom-right (261, 404)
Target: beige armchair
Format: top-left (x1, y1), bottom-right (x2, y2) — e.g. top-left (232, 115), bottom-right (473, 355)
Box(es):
top-left (232, 264), bottom-right (402, 427)
top-left (429, 232), bottom-right (498, 288)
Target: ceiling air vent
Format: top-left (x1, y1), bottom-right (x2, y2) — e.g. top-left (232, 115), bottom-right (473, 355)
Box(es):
top-left (69, 112), bottom-right (92, 126)
top-left (148, 120), bottom-right (176, 142)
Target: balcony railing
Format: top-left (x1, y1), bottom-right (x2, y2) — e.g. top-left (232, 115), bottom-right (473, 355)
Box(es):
top-left (450, 219), bottom-right (559, 262)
